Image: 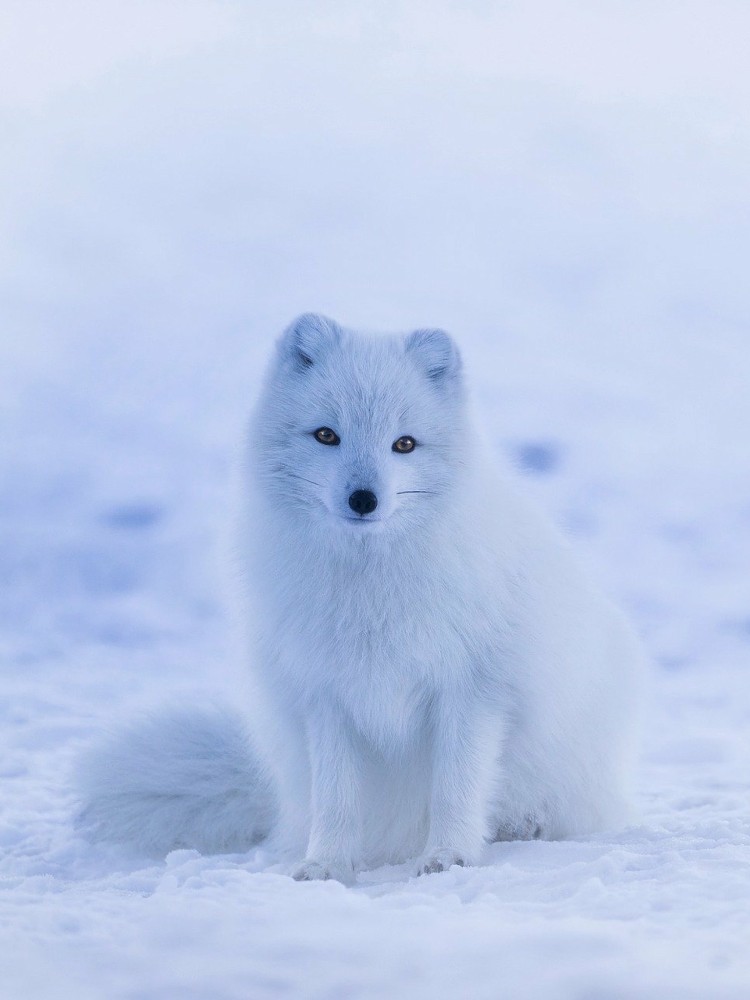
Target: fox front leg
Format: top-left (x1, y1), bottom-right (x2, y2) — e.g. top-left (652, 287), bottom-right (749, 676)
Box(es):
top-left (418, 701), bottom-right (500, 875)
top-left (291, 706), bottom-right (362, 885)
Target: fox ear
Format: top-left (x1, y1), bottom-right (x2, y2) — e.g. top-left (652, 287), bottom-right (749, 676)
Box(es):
top-left (405, 328), bottom-right (462, 385)
top-left (280, 313), bottom-right (341, 370)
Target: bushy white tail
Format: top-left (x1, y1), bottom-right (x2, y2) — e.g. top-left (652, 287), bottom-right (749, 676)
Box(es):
top-left (76, 705), bottom-right (276, 856)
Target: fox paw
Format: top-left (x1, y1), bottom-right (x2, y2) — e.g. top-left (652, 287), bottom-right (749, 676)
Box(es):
top-left (493, 816), bottom-right (544, 842)
top-left (417, 849), bottom-right (466, 876)
top-left (291, 859), bottom-right (354, 884)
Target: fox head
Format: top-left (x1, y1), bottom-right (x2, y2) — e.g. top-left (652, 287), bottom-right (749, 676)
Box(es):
top-left (253, 313), bottom-right (467, 535)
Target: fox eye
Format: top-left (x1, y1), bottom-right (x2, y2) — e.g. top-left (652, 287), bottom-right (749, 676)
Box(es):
top-left (313, 427), bottom-right (340, 446)
top-left (392, 435), bottom-right (416, 454)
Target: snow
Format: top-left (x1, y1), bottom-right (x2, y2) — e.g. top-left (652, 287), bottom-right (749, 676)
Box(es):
top-left (2, 1), bottom-right (750, 997)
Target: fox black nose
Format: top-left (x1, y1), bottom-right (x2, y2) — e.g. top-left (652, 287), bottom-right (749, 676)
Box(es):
top-left (348, 489), bottom-right (378, 516)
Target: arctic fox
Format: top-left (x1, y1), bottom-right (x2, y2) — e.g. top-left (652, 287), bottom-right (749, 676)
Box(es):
top-left (78, 314), bottom-right (642, 881)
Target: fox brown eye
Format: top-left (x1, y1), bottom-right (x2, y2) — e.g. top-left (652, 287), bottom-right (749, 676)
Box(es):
top-left (314, 427), bottom-right (340, 445)
top-left (392, 436), bottom-right (416, 454)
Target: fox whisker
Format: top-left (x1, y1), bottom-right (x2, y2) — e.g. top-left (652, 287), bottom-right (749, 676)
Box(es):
top-left (288, 473), bottom-right (324, 488)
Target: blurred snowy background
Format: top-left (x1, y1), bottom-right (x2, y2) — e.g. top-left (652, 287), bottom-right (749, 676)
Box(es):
top-left (1, 2), bottom-right (749, 997)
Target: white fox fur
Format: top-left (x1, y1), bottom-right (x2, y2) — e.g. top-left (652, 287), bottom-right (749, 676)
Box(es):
top-left (77, 314), bottom-right (642, 881)
top-left (77, 705), bottom-right (275, 855)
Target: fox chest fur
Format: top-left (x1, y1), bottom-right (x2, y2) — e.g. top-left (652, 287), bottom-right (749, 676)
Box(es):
top-left (251, 509), bottom-right (516, 750)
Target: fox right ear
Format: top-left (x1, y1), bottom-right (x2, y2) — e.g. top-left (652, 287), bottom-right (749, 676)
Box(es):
top-left (405, 328), bottom-right (462, 386)
top-left (279, 313), bottom-right (341, 371)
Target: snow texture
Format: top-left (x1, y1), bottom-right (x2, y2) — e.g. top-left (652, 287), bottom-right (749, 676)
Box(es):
top-left (1, 2), bottom-right (750, 997)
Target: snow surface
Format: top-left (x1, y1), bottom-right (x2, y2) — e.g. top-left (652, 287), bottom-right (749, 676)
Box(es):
top-left (2, 2), bottom-right (750, 997)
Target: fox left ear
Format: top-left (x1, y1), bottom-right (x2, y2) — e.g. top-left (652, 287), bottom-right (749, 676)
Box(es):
top-left (279, 313), bottom-right (341, 371)
top-left (405, 328), bottom-right (462, 385)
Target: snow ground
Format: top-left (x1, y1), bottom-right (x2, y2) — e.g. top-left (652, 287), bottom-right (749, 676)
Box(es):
top-left (1, 2), bottom-right (749, 997)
